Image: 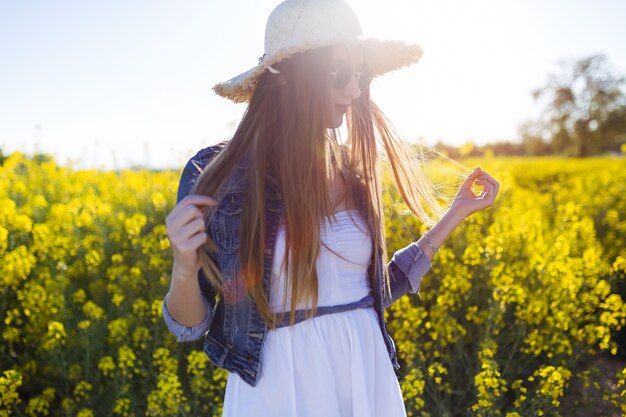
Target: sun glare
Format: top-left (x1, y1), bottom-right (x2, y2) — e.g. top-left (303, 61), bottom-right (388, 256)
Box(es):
top-left (350, 0), bottom-right (529, 146)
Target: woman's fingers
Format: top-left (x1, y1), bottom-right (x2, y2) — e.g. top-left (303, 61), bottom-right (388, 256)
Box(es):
top-left (168, 204), bottom-right (203, 232)
top-left (176, 217), bottom-right (207, 242)
top-left (471, 170), bottom-right (499, 191)
top-left (165, 195), bottom-right (216, 253)
top-left (164, 195), bottom-right (216, 275)
top-left (480, 175), bottom-right (499, 200)
top-left (476, 176), bottom-right (498, 205)
top-left (174, 226), bottom-right (208, 252)
top-left (476, 170), bottom-right (499, 186)
top-left (166, 195), bottom-right (216, 231)
top-left (454, 168), bottom-right (500, 217)
top-left (462, 168), bottom-right (482, 189)
top-left (176, 195), bottom-right (216, 216)
top-left (186, 231), bottom-right (208, 250)
top-left (462, 168), bottom-right (499, 205)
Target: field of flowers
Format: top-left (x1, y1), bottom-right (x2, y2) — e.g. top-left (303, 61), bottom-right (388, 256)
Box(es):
top-left (1, 151), bottom-right (625, 416)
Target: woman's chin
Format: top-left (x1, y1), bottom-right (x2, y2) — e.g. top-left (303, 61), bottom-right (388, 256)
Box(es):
top-left (328, 116), bottom-right (344, 129)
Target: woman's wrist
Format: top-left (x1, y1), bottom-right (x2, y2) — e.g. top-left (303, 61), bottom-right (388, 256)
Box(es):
top-left (172, 263), bottom-right (199, 283)
top-left (421, 233), bottom-right (440, 257)
top-left (417, 207), bottom-right (466, 261)
top-left (445, 204), bottom-right (469, 225)
top-left (446, 203), bottom-right (471, 224)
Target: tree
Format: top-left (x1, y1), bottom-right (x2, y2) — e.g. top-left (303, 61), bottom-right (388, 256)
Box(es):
top-left (519, 120), bottom-right (551, 155)
top-left (521, 54), bottom-right (626, 156)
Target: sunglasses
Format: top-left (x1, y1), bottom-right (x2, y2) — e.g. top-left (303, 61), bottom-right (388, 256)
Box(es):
top-left (330, 63), bottom-right (373, 91)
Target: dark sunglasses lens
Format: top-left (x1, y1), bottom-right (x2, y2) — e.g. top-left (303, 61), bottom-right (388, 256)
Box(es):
top-left (358, 68), bottom-right (373, 90)
top-left (333, 65), bottom-right (353, 89)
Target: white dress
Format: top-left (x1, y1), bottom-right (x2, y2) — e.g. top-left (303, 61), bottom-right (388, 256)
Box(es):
top-left (222, 210), bottom-right (407, 417)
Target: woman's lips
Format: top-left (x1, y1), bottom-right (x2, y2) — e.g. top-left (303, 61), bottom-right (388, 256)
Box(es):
top-left (335, 104), bottom-right (349, 113)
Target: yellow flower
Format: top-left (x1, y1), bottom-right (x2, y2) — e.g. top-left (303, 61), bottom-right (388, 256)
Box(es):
top-left (42, 321), bottom-right (67, 351)
top-left (113, 398), bottom-right (131, 417)
top-left (98, 356), bottom-right (116, 378)
top-left (76, 408), bottom-right (94, 417)
top-left (400, 368), bottom-right (426, 411)
top-left (3, 308), bottom-right (21, 326)
top-left (117, 345), bottom-right (137, 378)
top-left (186, 351), bottom-right (209, 376)
top-left (146, 372), bottom-right (190, 417)
top-left (82, 300), bottom-right (105, 320)
top-left (78, 320), bottom-right (91, 330)
top-left (0, 370), bottom-right (22, 415)
top-left (25, 387), bottom-right (55, 417)
top-left (153, 348), bottom-right (178, 374)
top-left (151, 192), bottom-right (167, 211)
top-left (111, 253), bottom-right (124, 264)
top-left (132, 298), bottom-right (149, 319)
top-left (1, 245), bottom-right (36, 290)
top-left (132, 326), bottom-right (150, 351)
top-left (61, 398), bottom-right (74, 413)
top-left (472, 339), bottom-right (507, 413)
top-left (2, 327), bottom-right (20, 344)
top-left (107, 318), bottom-right (130, 344)
top-left (69, 364), bottom-right (82, 382)
top-left (124, 213), bottom-right (147, 237)
top-left (73, 289), bottom-right (87, 304)
top-left (112, 293), bottom-right (125, 306)
top-left (73, 381), bottom-right (92, 400)
top-left (0, 226), bottom-right (8, 254)
top-left (150, 299), bottom-right (162, 323)
top-left (85, 249), bottom-right (102, 269)
top-left (534, 365), bottom-right (572, 407)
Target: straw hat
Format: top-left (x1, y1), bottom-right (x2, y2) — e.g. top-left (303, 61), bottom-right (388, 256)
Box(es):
top-left (212, 0), bottom-right (423, 103)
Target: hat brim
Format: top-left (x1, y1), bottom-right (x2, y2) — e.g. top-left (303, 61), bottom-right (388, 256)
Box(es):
top-left (212, 38), bottom-right (423, 103)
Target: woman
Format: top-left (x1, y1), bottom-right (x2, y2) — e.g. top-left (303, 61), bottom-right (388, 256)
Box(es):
top-left (162, 0), bottom-right (499, 415)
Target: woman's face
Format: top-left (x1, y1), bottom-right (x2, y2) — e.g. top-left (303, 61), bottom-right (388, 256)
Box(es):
top-left (327, 44), bottom-right (366, 129)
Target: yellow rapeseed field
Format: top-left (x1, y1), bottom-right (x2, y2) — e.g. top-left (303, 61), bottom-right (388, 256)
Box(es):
top-left (1, 152), bottom-right (625, 416)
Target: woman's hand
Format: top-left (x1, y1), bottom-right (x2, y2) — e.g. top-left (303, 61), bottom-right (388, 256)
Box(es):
top-left (449, 167), bottom-right (499, 220)
top-left (165, 195), bottom-right (217, 278)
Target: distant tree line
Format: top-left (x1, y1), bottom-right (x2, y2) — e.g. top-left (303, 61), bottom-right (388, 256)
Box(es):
top-left (431, 54), bottom-right (626, 158)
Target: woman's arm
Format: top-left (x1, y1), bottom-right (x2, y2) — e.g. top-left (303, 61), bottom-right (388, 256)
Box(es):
top-left (384, 167), bottom-right (499, 307)
top-left (161, 147), bottom-right (222, 342)
top-left (163, 268), bottom-right (213, 342)
top-left (384, 213), bottom-right (459, 306)
top-left (415, 208), bottom-right (465, 262)
top-left (417, 166), bottom-right (499, 261)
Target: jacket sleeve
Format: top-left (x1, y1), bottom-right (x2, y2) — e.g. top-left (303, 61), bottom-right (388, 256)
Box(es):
top-left (384, 242), bottom-right (432, 308)
top-left (161, 146), bottom-right (223, 342)
top-left (161, 296), bottom-right (214, 343)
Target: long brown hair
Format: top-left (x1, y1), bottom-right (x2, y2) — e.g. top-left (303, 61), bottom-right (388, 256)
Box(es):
top-left (191, 45), bottom-right (451, 329)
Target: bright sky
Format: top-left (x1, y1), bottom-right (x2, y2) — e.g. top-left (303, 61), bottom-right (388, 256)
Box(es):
top-left (1, 0), bottom-right (625, 170)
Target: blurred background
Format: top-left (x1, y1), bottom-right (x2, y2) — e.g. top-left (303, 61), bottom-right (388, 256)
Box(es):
top-left (1, 0), bottom-right (625, 170)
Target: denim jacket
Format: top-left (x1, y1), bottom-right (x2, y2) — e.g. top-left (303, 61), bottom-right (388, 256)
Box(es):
top-left (162, 143), bottom-right (433, 387)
